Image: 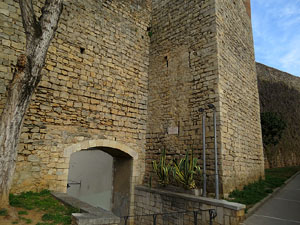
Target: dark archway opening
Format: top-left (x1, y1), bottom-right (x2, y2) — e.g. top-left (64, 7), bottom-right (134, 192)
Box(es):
top-left (67, 147), bottom-right (132, 217)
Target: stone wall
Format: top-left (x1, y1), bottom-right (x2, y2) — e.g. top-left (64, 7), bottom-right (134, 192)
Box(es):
top-left (243, 0), bottom-right (251, 18)
top-left (146, 0), bottom-right (264, 195)
top-left (134, 186), bottom-right (245, 225)
top-left (215, 0), bottom-right (264, 194)
top-left (256, 62), bottom-right (300, 168)
top-left (1, 0), bottom-right (265, 200)
top-left (146, 0), bottom-right (220, 192)
top-left (0, 0), bottom-right (151, 197)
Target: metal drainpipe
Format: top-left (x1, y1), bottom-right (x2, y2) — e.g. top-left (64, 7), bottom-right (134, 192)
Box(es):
top-left (202, 109), bottom-right (207, 197)
top-left (213, 109), bottom-right (219, 199)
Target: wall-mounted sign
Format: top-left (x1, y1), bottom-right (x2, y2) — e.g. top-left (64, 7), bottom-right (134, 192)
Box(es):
top-left (168, 126), bottom-right (179, 135)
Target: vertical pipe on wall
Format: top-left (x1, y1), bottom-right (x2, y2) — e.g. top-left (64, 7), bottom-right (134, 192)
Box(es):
top-left (202, 110), bottom-right (207, 197)
top-left (213, 109), bottom-right (219, 199)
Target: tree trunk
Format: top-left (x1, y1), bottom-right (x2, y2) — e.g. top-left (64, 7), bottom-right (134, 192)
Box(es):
top-left (0, 0), bottom-right (63, 208)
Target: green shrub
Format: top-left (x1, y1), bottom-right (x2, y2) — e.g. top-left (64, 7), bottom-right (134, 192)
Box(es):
top-left (152, 149), bottom-right (173, 186)
top-left (0, 208), bottom-right (8, 216)
top-left (172, 150), bottom-right (201, 189)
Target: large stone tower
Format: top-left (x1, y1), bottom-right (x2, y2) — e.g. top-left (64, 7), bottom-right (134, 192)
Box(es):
top-left (146, 0), bottom-right (264, 195)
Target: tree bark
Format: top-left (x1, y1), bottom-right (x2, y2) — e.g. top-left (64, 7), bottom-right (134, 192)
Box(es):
top-left (0, 0), bottom-right (63, 208)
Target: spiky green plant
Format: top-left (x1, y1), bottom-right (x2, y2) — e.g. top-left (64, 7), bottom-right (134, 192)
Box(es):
top-left (172, 150), bottom-right (201, 189)
top-left (152, 149), bottom-right (172, 186)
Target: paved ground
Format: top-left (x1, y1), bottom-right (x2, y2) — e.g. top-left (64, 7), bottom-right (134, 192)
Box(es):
top-left (242, 172), bottom-right (300, 225)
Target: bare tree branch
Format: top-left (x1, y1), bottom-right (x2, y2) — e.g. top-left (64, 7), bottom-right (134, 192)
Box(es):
top-left (0, 0), bottom-right (63, 208)
top-left (39, 0), bottom-right (64, 33)
top-left (20, 0), bottom-right (63, 91)
top-left (19, 0), bottom-right (41, 45)
top-left (31, 0), bottom-right (63, 77)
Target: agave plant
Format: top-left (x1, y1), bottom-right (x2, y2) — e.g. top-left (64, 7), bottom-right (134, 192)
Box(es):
top-left (152, 149), bottom-right (172, 186)
top-left (172, 150), bottom-right (201, 189)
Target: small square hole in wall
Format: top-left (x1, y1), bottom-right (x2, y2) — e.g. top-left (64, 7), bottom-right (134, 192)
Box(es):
top-left (164, 56), bottom-right (168, 67)
top-left (80, 47), bottom-right (85, 54)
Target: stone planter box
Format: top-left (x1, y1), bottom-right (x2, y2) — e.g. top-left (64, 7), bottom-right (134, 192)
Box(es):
top-left (162, 185), bottom-right (202, 196)
top-left (134, 186), bottom-right (246, 225)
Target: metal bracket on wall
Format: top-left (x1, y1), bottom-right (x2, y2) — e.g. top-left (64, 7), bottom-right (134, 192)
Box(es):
top-left (67, 180), bottom-right (81, 188)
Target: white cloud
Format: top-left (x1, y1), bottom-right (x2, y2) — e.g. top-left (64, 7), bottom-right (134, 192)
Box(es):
top-left (281, 5), bottom-right (298, 17)
top-left (279, 37), bottom-right (300, 76)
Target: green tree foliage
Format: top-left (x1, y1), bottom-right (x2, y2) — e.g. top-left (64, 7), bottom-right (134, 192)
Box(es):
top-left (261, 112), bottom-right (286, 147)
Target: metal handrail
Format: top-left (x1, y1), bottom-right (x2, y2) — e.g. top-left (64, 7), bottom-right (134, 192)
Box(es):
top-left (122, 208), bottom-right (217, 225)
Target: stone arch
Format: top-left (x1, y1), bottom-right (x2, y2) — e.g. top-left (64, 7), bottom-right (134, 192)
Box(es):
top-left (63, 139), bottom-right (138, 159)
top-left (62, 139), bottom-right (139, 217)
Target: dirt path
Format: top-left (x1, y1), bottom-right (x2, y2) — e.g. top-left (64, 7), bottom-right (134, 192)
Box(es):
top-left (0, 207), bottom-right (45, 225)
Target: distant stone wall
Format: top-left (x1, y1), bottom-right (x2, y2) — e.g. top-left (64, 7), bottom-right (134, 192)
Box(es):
top-left (0, 0), bottom-right (151, 193)
top-left (256, 62), bottom-right (300, 168)
top-left (134, 186), bottom-right (245, 225)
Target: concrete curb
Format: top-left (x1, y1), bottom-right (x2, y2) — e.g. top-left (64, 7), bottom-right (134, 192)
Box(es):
top-left (244, 171), bottom-right (300, 219)
top-left (51, 192), bottom-right (120, 225)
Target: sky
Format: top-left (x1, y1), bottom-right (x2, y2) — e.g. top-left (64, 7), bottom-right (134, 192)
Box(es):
top-left (251, 0), bottom-right (300, 77)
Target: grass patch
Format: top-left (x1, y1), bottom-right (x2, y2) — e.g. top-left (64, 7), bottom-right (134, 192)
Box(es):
top-left (0, 208), bottom-right (8, 216)
top-left (19, 216), bottom-right (32, 224)
top-left (18, 210), bottom-right (28, 215)
top-left (228, 166), bottom-right (300, 209)
top-left (9, 189), bottom-right (79, 225)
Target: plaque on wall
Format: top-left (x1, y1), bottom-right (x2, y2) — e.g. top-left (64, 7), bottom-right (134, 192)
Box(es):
top-left (168, 126), bottom-right (179, 135)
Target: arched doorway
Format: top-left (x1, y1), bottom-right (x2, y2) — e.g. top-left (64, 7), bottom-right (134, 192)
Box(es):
top-left (63, 140), bottom-right (138, 217)
top-left (67, 150), bottom-right (114, 211)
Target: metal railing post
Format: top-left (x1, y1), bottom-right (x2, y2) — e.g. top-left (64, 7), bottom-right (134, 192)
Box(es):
top-left (122, 209), bottom-right (216, 225)
top-left (153, 214), bottom-right (157, 225)
top-left (209, 209), bottom-right (217, 225)
top-left (124, 216), bottom-right (128, 225)
top-left (193, 211), bottom-right (198, 225)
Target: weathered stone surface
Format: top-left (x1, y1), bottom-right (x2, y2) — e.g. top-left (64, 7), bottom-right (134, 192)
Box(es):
top-left (28, 155), bottom-right (40, 163)
top-left (214, 0), bottom-right (265, 194)
top-left (134, 186), bottom-right (245, 225)
top-left (146, 0), bottom-right (264, 195)
top-left (257, 62), bottom-right (300, 168)
top-left (1, 0), bottom-right (264, 202)
top-left (1, 0), bottom-right (151, 196)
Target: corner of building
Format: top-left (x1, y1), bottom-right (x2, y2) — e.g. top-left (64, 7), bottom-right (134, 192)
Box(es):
top-left (214, 0), bottom-right (264, 194)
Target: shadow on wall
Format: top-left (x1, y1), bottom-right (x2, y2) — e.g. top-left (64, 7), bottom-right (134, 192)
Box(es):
top-left (258, 80), bottom-right (300, 168)
top-left (67, 147), bottom-right (132, 217)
